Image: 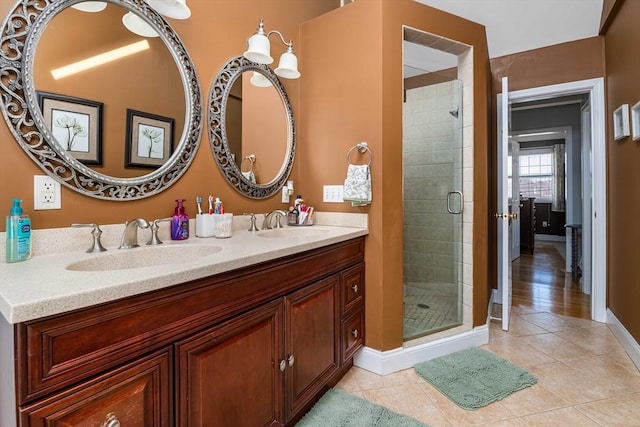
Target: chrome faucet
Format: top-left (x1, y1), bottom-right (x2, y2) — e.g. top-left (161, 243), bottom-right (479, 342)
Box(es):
top-left (118, 218), bottom-right (150, 249)
top-left (263, 210), bottom-right (288, 230)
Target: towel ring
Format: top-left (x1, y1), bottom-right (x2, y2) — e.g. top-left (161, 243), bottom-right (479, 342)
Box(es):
top-left (241, 154), bottom-right (255, 173)
top-left (346, 142), bottom-right (373, 166)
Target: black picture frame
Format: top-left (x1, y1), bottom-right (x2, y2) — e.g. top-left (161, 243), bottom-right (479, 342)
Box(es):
top-left (37, 91), bottom-right (103, 165)
top-left (125, 109), bottom-right (175, 168)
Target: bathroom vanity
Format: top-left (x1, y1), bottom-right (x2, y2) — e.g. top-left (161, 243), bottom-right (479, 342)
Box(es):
top-left (0, 222), bottom-right (367, 427)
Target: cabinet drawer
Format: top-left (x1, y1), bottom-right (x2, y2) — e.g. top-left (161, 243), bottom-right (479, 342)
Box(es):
top-left (20, 348), bottom-right (172, 427)
top-left (341, 310), bottom-right (364, 364)
top-left (341, 263), bottom-right (365, 315)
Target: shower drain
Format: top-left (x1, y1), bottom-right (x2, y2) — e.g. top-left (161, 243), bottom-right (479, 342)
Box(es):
top-left (417, 303), bottom-right (430, 309)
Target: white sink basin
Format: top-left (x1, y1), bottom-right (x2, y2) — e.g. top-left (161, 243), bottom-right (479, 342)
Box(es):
top-left (256, 227), bottom-right (330, 239)
top-left (65, 244), bottom-right (223, 272)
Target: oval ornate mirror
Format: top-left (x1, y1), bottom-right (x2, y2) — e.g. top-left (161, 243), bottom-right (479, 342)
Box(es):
top-left (0, 0), bottom-right (202, 200)
top-left (208, 56), bottom-right (295, 199)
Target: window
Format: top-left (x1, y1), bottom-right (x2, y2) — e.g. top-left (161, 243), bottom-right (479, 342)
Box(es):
top-left (518, 148), bottom-right (554, 201)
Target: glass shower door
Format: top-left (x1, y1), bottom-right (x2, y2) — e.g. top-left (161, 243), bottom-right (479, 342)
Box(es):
top-left (402, 79), bottom-right (464, 340)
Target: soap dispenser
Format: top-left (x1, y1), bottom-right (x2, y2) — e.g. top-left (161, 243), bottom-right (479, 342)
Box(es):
top-left (6, 198), bottom-right (32, 263)
top-left (171, 199), bottom-right (189, 240)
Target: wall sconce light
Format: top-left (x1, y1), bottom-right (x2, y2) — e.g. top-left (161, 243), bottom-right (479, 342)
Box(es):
top-left (122, 12), bottom-right (159, 38)
top-left (71, 1), bottom-right (107, 12)
top-left (146, 0), bottom-right (191, 20)
top-left (243, 20), bottom-right (301, 79)
top-left (250, 71), bottom-right (273, 88)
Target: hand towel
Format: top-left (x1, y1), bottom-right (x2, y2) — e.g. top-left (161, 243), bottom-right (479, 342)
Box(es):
top-left (242, 170), bottom-right (256, 184)
top-left (343, 164), bottom-right (371, 206)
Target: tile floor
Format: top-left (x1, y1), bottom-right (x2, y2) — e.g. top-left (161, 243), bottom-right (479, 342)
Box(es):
top-left (404, 282), bottom-right (460, 339)
top-left (336, 306), bottom-right (640, 426)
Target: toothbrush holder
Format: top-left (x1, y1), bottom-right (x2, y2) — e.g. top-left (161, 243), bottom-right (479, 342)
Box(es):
top-left (195, 214), bottom-right (216, 238)
top-left (214, 213), bottom-right (233, 238)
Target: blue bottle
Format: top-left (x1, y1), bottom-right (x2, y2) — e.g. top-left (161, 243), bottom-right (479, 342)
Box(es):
top-left (6, 199), bottom-right (32, 263)
top-left (171, 199), bottom-right (189, 240)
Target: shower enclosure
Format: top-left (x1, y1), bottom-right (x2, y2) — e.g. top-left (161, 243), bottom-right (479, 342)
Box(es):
top-left (402, 78), bottom-right (464, 340)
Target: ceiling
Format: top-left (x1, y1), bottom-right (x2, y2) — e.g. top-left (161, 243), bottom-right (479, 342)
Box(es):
top-left (406, 0), bottom-right (604, 76)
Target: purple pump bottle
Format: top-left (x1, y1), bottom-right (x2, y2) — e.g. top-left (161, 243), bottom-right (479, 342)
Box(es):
top-left (171, 199), bottom-right (189, 240)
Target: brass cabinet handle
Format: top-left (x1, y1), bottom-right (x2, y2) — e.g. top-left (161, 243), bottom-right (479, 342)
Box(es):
top-left (279, 359), bottom-right (286, 372)
top-left (351, 284), bottom-right (358, 293)
top-left (288, 354), bottom-right (295, 367)
top-left (351, 329), bottom-right (359, 338)
top-left (101, 413), bottom-right (121, 427)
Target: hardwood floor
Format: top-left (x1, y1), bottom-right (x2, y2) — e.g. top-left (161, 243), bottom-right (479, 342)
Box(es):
top-left (511, 241), bottom-right (591, 319)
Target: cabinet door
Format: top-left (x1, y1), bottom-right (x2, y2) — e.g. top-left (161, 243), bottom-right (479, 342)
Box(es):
top-left (21, 349), bottom-right (172, 426)
top-left (176, 299), bottom-right (284, 427)
top-left (285, 275), bottom-right (340, 421)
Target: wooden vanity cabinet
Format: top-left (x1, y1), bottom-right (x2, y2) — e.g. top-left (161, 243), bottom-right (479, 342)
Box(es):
top-left (15, 237), bottom-right (365, 427)
top-left (176, 275), bottom-right (340, 426)
top-left (20, 349), bottom-right (172, 426)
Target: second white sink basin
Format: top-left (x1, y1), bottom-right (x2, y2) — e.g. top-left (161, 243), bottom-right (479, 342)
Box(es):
top-left (65, 244), bottom-right (222, 272)
top-left (256, 227), bottom-right (329, 239)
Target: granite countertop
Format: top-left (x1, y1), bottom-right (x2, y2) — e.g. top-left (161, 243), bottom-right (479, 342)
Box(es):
top-left (0, 213), bottom-right (368, 324)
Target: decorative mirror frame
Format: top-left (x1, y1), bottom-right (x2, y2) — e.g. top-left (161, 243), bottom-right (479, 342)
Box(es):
top-left (0, 0), bottom-right (202, 200)
top-left (208, 56), bottom-right (295, 199)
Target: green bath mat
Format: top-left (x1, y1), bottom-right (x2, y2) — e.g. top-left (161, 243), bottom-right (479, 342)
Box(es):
top-left (296, 388), bottom-right (429, 427)
top-left (414, 347), bottom-right (537, 410)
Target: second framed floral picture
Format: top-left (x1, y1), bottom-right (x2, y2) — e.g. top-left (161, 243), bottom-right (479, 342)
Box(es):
top-left (125, 109), bottom-right (175, 168)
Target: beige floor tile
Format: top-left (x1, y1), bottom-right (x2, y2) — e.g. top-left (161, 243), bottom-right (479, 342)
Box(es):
top-left (563, 354), bottom-right (640, 396)
top-left (520, 332), bottom-right (598, 361)
top-left (576, 392), bottom-right (640, 426)
top-left (518, 312), bottom-right (577, 332)
top-left (528, 360), bottom-right (629, 405)
top-left (491, 316), bottom-right (550, 338)
top-left (336, 365), bottom-right (416, 391)
top-left (483, 336), bottom-right (556, 368)
top-left (477, 419), bottom-right (526, 426)
top-left (554, 325), bottom-right (625, 355)
top-left (359, 383), bottom-right (452, 426)
top-left (416, 381), bottom-right (517, 426)
top-left (519, 406), bottom-right (600, 426)
top-left (498, 382), bottom-right (570, 416)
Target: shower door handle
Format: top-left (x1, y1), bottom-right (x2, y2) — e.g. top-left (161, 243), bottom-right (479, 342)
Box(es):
top-left (447, 191), bottom-right (463, 214)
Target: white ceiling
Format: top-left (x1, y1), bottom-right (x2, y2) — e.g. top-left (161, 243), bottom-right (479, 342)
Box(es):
top-left (406, 0), bottom-right (604, 76)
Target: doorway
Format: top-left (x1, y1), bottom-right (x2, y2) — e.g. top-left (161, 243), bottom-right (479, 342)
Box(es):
top-left (496, 78), bottom-right (607, 327)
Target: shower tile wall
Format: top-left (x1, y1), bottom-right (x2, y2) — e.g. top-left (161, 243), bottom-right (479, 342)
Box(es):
top-left (403, 81), bottom-right (463, 286)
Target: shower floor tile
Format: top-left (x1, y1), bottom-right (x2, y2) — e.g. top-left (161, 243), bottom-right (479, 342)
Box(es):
top-left (403, 282), bottom-right (460, 340)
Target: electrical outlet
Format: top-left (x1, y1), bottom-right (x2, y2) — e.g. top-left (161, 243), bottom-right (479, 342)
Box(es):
top-left (323, 185), bottom-right (344, 203)
top-left (34, 175), bottom-right (61, 210)
top-left (542, 220), bottom-right (548, 227)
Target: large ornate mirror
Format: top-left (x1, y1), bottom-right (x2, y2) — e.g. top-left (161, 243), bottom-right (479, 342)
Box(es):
top-left (0, 0), bottom-right (202, 200)
top-left (209, 56), bottom-right (295, 199)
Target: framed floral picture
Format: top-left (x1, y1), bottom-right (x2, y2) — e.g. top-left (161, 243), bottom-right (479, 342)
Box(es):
top-left (37, 91), bottom-right (103, 165)
top-left (613, 104), bottom-right (630, 141)
top-left (125, 109), bottom-right (175, 168)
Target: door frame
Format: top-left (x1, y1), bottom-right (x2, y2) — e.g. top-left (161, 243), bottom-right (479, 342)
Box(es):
top-left (500, 78), bottom-right (606, 322)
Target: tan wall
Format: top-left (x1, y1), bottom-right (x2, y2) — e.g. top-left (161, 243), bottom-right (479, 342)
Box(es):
top-left (0, 0), bottom-right (338, 230)
top-left (602, 0), bottom-right (640, 343)
top-left (300, 0), bottom-right (490, 351)
top-left (488, 37), bottom-right (606, 293)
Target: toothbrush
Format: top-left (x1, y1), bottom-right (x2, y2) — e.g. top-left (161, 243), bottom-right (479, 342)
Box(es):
top-left (208, 195), bottom-right (214, 214)
top-left (196, 196), bottom-right (203, 215)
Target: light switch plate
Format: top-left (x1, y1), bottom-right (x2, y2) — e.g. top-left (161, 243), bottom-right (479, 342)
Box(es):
top-left (323, 185), bottom-right (344, 203)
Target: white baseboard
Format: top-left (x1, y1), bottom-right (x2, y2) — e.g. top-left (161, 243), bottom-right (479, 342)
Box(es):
top-left (607, 309), bottom-right (640, 371)
top-left (353, 325), bottom-right (489, 375)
